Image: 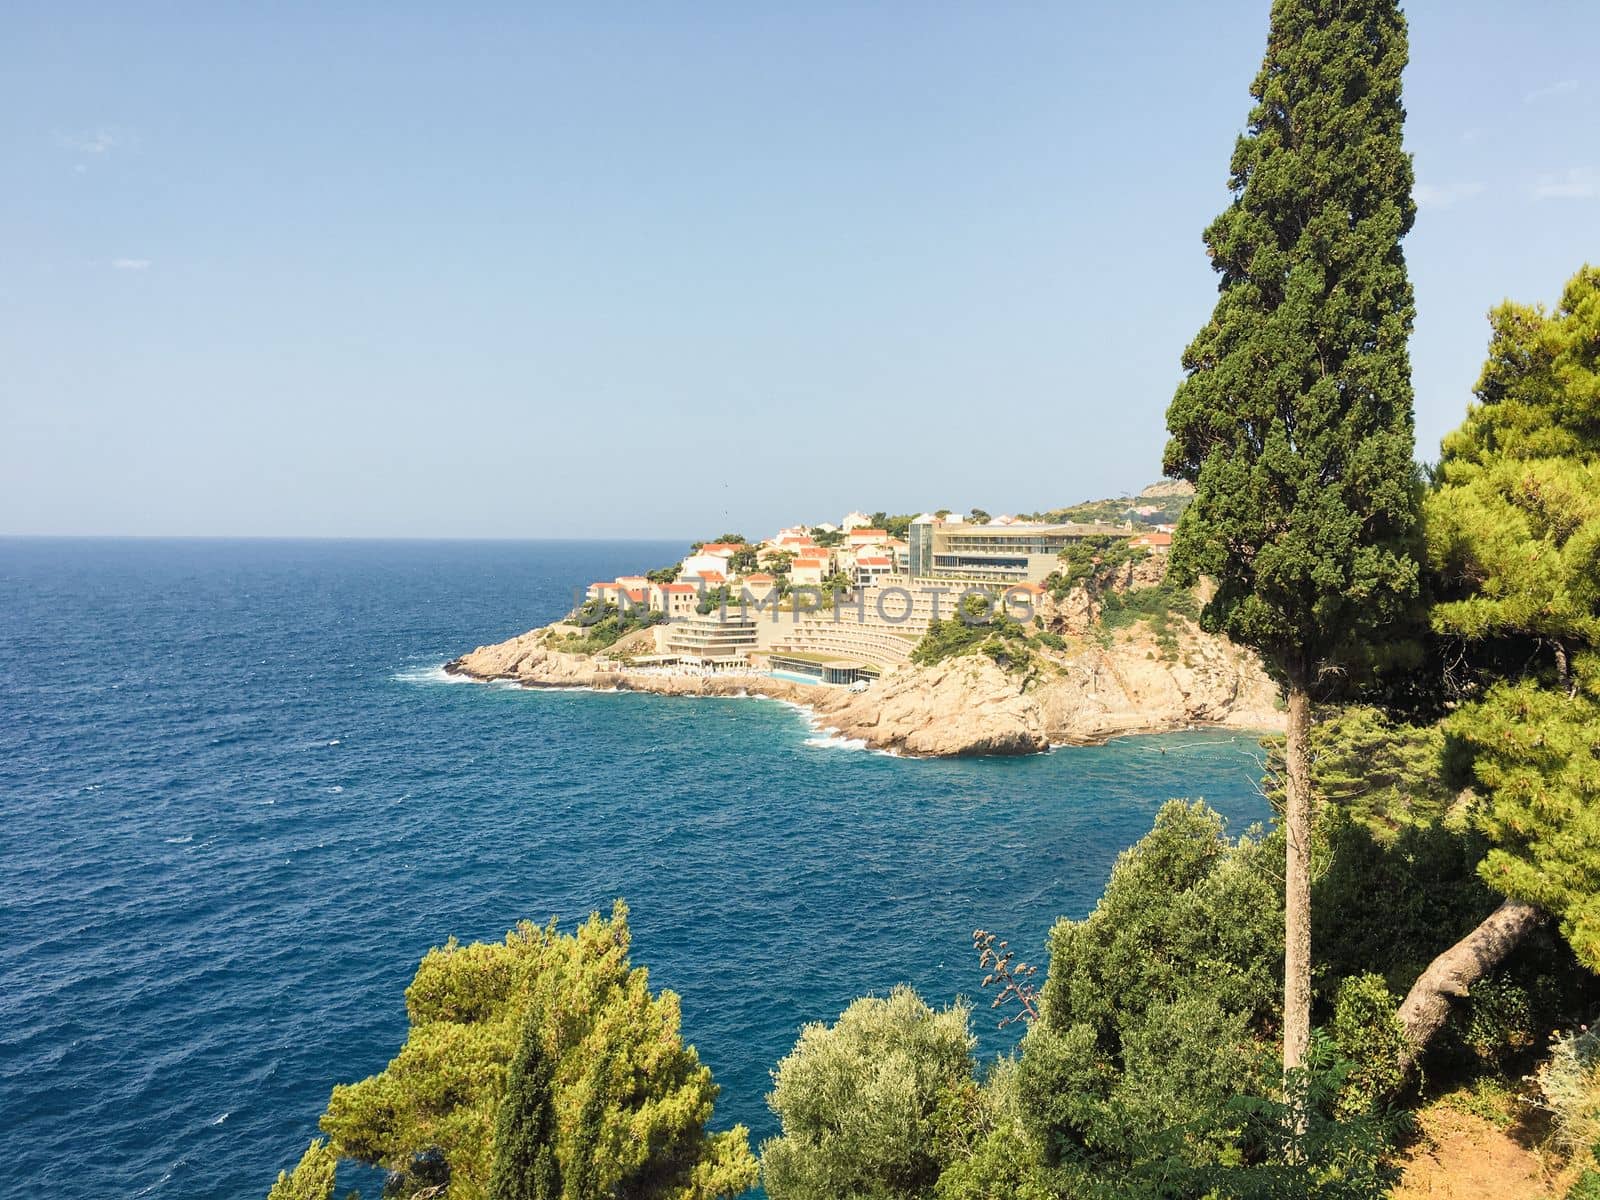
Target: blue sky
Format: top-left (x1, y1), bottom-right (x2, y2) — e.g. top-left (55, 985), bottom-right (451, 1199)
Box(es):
top-left (2, 2), bottom-right (1596, 538)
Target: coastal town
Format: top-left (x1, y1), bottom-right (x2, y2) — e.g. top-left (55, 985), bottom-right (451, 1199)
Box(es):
top-left (445, 479), bottom-right (1283, 757)
top-left (572, 500), bottom-right (1179, 686)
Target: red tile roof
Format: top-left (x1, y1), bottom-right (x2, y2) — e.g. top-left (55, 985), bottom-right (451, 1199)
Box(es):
top-left (698, 570), bottom-right (726, 583)
top-left (856, 556), bottom-right (890, 565)
top-left (849, 529), bottom-right (888, 538)
top-left (661, 583), bottom-right (698, 593)
top-left (744, 573), bottom-right (776, 582)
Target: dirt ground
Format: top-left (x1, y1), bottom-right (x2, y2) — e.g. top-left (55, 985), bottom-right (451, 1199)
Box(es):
top-left (1392, 1102), bottom-right (1561, 1199)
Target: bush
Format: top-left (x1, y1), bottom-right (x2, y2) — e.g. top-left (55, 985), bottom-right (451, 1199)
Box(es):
top-left (911, 606), bottom-right (1035, 674)
top-left (550, 601), bottom-right (663, 654)
top-left (298, 904), bottom-right (757, 1200)
top-left (761, 987), bottom-right (975, 1200)
top-left (1045, 535), bottom-right (1135, 600)
top-left (1018, 802), bottom-right (1283, 1177)
top-left (1329, 975), bottom-right (1407, 1116)
top-left (1533, 1028), bottom-right (1600, 1156)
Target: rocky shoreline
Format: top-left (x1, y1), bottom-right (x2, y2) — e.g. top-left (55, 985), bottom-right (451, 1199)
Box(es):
top-left (444, 618), bottom-right (1285, 757)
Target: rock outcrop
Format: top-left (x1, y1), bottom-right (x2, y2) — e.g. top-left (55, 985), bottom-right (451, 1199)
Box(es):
top-left (445, 616), bottom-right (1284, 758)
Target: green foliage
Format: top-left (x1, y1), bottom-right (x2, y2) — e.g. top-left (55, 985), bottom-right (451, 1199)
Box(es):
top-left (728, 546), bottom-right (761, 575)
top-left (647, 565), bottom-right (682, 585)
top-left (1097, 581), bottom-right (1199, 659)
top-left (551, 601), bottom-right (664, 654)
top-left (869, 513), bottom-right (917, 541)
top-left (1311, 812), bottom-right (1496, 1000)
top-left (809, 527), bottom-right (846, 547)
top-left (695, 586), bottom-right (733, 615)
top-left (1016, 804), bottom-right (1401, 1196)
top-left (1425, 265), bottom-right (1600, 970)
top-left (1457, 974), bottom-right (1538, 1068)
top-left (1162, 0), bottom-right (1422, 687)
top-left (1023, 487), bottom-right (1192, 528)
top-left (1435, 265), bottom-right (1600, 480)
top-left (488, 1011), bottom-right (560, 1200)
top-left (911, 604), bottom-right (1036, 674)
top-left (302, 904), bottom-right (757, 1200)
top-left (1264, 706), bottom-right (1457, 837)
top-left (714, 533), bottom-right (746, 545)
top-left (1328, 975), bottom-right (1406, 1117)
top-left (1533, 1028), bottom-right (1600, 1157)
top-left (267, 1140), bottom-right (338, 1200)
top-left (1427, 457), bottom-right (1600, 653)
top-left (760, 987), bottom-right (976, 1200)
top-left (1045, 535), bottom-right (1134, 600)
top-left (932, 1060), bottom-right (1051, 1200)
top-left (1018, 802), bottom-right (1283, 1179)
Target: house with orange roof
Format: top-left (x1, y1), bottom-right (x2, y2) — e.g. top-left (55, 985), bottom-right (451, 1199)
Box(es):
top-left (852, 554), bottom-right (894, 588)
top-left (790, 554), bottom-right (831, 587)
top-left (651, 581), bottom-right (702, 617)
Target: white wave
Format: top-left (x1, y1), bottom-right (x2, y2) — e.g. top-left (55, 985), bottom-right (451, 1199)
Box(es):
top-left (804, 733), bottom-right (869, 751)
top-left (211, 1112), bottom-right (229, 1125)
top-left (326, 785), bottom-right (343, 794)
top-left (164, 834), bottom-right (193, 845)
top-left (327, 739), bottom-right (341, 746)
top-left (390, 663), bottom-right (472, 685)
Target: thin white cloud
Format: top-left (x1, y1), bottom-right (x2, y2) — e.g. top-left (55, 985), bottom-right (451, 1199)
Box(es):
top-left (111, 258), bottom-right (152, 271)
top-left (1532, 167), bottom-right (1599, 200)
top-left (57, 128), bottom-right (118, 155)
top-left (1414, 181), bottom-right (1485, 209)
top-left (1526, 79), bottom-right (1580, 104)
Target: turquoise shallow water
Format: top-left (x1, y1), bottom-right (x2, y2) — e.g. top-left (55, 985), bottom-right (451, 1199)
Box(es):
top-left (0, 538), bottom-right (1268, 1198)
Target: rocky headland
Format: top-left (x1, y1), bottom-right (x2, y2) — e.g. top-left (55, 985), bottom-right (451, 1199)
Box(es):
top-left (444, 588), bottom-right (1284, 757)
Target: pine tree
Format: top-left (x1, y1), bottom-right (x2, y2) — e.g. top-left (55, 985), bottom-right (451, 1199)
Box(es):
top-left (1163, 0), bottom-right (1422, 1096)
top-left (266, 1139), bottom-right (338, 1200)
top-left (1392, 267), bottom-right (1600, 1053)
top-left (490, 1008), bottom-right (561, 1200)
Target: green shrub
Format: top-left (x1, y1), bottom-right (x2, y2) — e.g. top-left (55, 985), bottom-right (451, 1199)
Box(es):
top-left (1460, 975), bottom-right (1538, 1067)
top-left (1329, 975), bottom-right (1407, 1116)
top-left (549, 601), bottom-right (663, 654)
top-left (911, 600), bottom-right (1035, 674)
top-left (761, 987), bottom-right (975, 1200)
top-left (1534, 1028), bottom-right (1600, 1156)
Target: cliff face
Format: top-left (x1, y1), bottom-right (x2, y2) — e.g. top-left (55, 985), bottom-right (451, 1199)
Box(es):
top-left (445, 615), bottom-right (1284, 757)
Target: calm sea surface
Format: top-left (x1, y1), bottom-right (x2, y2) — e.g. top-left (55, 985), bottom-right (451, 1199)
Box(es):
top-left (0, 539), bottom-right (1268, 1198)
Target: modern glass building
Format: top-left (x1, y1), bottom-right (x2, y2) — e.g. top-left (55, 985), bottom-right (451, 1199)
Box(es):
top-left (908, 514), bottom-right (939, 578)
top-left (909, 519), bottom-right (1130, 584)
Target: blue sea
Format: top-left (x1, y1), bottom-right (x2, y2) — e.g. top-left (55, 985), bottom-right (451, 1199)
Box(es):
top-left (0, 539), bottom-right (1269, 1199)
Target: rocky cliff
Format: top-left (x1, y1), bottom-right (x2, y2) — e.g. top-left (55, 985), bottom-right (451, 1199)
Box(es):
top-left (445, 612), bottom-right (1283, 758)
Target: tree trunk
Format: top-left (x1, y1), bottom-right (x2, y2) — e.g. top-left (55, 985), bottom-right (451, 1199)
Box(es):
top-left (1283, 684), bottom-right (1313, 1128)
top-left (1396, 897), bottom-right (1547, 1070)
top-left (1555, 639), bottom-right (1575, 698)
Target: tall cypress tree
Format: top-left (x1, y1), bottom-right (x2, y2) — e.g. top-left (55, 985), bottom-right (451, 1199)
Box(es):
top-left (490, 1009), bottom-right (562, 1200)
top-left (1163, 0), bottom-right (1422, 1093)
